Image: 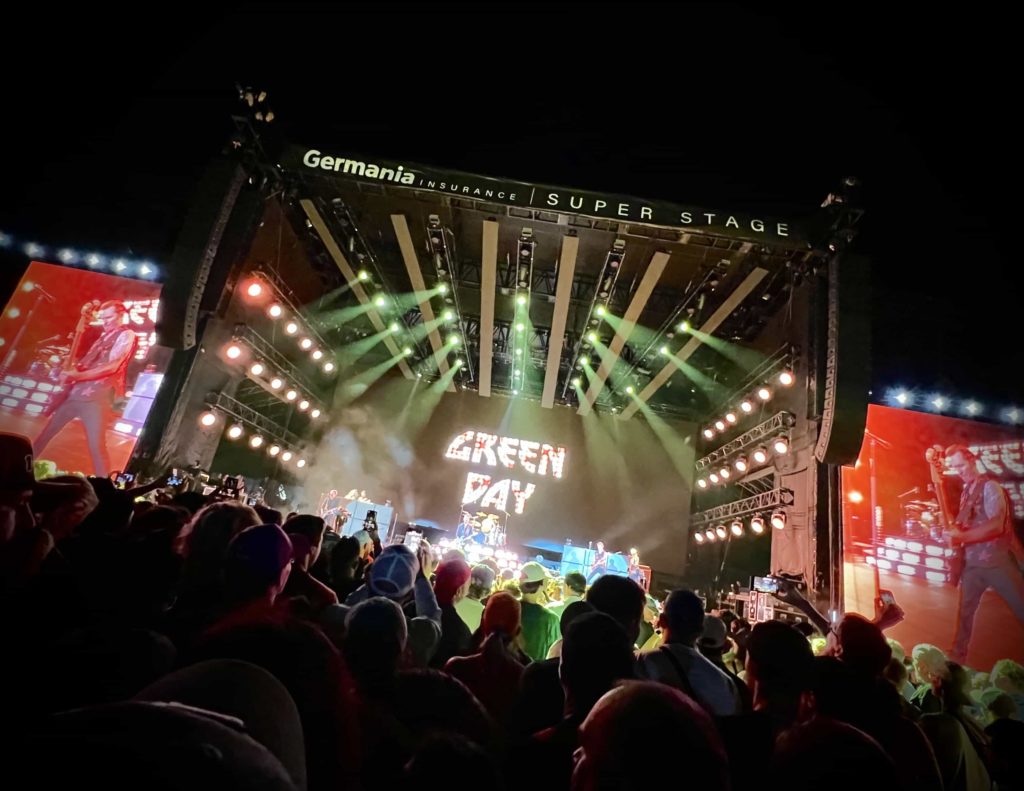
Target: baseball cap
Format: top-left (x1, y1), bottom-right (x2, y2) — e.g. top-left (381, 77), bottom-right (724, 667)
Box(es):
top-left (470, 563), bottom-right (496, 590)
top-left (699, 615), bottom-right (728, 651)
top-left (368, 544), bottom-right (420, 598)
top-left (225, 525), bottom-right (293, 589)
top-left (482, 591), bottom-right (521, 636)
top-left (520, 561), bottom-right (549, 584)
top-left (0, 432), bottom-right (92, 502)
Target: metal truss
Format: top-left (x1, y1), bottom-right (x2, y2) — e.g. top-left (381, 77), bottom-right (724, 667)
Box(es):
top-left (690, 487), bottom-right (795, 527)
top-left (232, 324), bottom-right (323, 402)
top-left (695, 411), bottom-right (794, 471)
top-left (206, 391), bottom-right (304, 449)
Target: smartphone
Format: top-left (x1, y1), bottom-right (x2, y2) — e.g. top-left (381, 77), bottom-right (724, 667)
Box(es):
top-left (404, 531), bottom-right (423, 550)
top-left (878, 589), bottom-right (896, 606)
top-left (166, 468), bottom-right (183, 487)
top-left (752, 575), bottom-right (779, 594)
top-left (114, 472), bottom-right (135, 489)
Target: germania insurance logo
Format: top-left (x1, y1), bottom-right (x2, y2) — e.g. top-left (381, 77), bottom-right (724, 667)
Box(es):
top-left (302, 150), bottom-right (416, 185)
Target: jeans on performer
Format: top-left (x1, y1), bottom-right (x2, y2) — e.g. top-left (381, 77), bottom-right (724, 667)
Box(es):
top-left (951, 553), bottom-right (1024, 662)
top-left (587, 566), bottom-right (607, 585)
top-left (34, 396), bottom-right (112, 476)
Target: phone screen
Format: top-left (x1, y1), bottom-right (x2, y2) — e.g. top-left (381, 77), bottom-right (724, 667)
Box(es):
top-left (404, 531), bottom-right (422, 550)
top-left (752, 575), bottom-right (779, 594)
top-left (879, 590), bottom-right (895, 606)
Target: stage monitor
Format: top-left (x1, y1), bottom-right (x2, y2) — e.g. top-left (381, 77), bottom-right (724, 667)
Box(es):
top-left (841, 404), bottom-right (1024, 671)
top-left (0, 261), bottom-right (171, 477)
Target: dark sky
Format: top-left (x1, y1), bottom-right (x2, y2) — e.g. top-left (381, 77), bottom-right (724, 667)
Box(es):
top-left (2, 6), bottom-right (1019, 407)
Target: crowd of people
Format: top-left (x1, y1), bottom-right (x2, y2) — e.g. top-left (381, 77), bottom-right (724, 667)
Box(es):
top-left (1, 430), bottom-right (1022, 790)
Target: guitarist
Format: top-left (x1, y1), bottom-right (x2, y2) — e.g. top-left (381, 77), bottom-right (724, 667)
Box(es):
top-left (34, 301), bottom-right (136, 476)
top-left (943, 444), bottom-right (1024, 663)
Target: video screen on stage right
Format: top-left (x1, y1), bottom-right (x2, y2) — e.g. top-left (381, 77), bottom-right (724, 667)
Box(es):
top-left (842, 404), bottom-right (1024, 670)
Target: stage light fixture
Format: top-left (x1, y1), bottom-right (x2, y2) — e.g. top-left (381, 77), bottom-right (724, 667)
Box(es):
top-left (245, 281), bottom-right (263, 298)
top-left (311, 349), bottom-right (323, 361)
top-left (513, 389), bottom-right (519, 395)
top-left (725, 412), bottom-right (737, 424)
top-left (715, 420), bottom-right (726, 432)
top-left (848, 490), bottom-right (864, 504)
top-left (587, 332), bottom-right (598, 343)
top-left (323, 362), bottom-right (336, 373)
top-left (709, 473), bottom-right (720, 484)
top-left (300, 338), bottom-right (313, 350)
top-left (779, 369), bottom-right (795, 387)
top-left (773, 436), bottom-right (790, 455)
top-left (1005, 407), bottom-right (1022, 424)
top-left (85, 253), bottom-right (102, 268)
top-left (268, 444), bottom-right (281, 456)
top-left (199, 411), bottom-right (218, 427)
top-left (894, 390), bottom-right (910, 405)
top-left (753, 447), bottom-right (769, 464)
top-left (626, 386), bottom-right (635, 395)
top-left (660, 345), bottom-right (670, 356)
top-left (270, 377), bottom-right (284, 390)
top-left (694, 531), bottom-right (705, 544)
top-left (740, 400), bottom-right (753, 413)
top-left (730, 520), bottom-right (744, 537)
top-left (697, 478), bottom-right (708, 489)
top-left (403, 347), bottom-right (413, 356)
top-left (298, 399), bottom-right (310, 411)
top-left (227, 424), bottom-right (244, 440)
top-left (516, 323), bottom-right (525, 332)
top-left (757, 387), bottom-right (771, 401)
top-left (374, 295), bottom-right (387, 308)
top-left (250, 435), bottom-right (265, 448)
top-left (113, 259), bottom-right (128, 273)
top-left (715, 525), bottom-right (728, 540)
top-left (579, 355), bottom-right (589, 366)
top-left (389, 321), bottom-right (400, 334)
top-left (249, 362), bottom-right (265, 376)
top-left (437, 283), bottom-right (448, 295)
top-left (517, 294), bottom-right (527, 306)
top-left (771, 510), bottom-right (786, 530)
top-left (285, 321), bottom-right (299, 335)
top-left (703, 428), bottom-right (715, 439)
top-left (448, 334), bottom-right (460, 346)
top-left (282, 451), bottom-right (293, 462)
top-left (572, 377), bottom-right (582, 387)
top-left (443, 309), bottom-right (455, 321)
top-left (596, 305), bottom-right (606, 317)
top-left (454, 359), bottom-right (464, 368)
top-left (357, 270), bottom-right (369, 281)
top-left (57, 248), bottom-right (77, 263)
top-left (750, 515), bottom-right (766, 534)
top-left (311, 408), bottom-right (322, 419)
top-left (296, 459), bottom-right (306, 468)
top-left (286, 389), bottom-right (298, 401)
top-left (268, 304), bottom-right (283, 319)
top-left (705, 528), bottom-right (717, 542)
top-left (734, 456), bottom-right (748, 472)
top-left (719, 467), bottom-right (730, 479)
top-left (963, 400), bottom-right (981, 416)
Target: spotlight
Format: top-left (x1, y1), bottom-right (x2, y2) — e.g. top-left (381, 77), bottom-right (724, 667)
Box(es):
top-left (374, 295), bottom-right (387, 308)
top-left (245, 281), bottom-right (263, 298)
top-left (517, 295), bottom-right (527, 306)
top-left (734, 456), bottom-right (748, 472)
top-left (268, 304), bottom-right (283, 318)
top-left (894, 390), bottom-right (910, 406)
top-left (694, 532), bottom-right (705, 544)
top-left (753, 447), bottom-right (769, 464)
top-left (249, 362), bottom-right (265, 376)
top-left (773, 436), bottom-right (789, 455)
top-left (443, 310), bottom-right (454, 321)
top-left (517, 323), bottom-right (525, 332)
top-left (390, 322), bottom-right (401, 333)
top-left (678, 321), bottom-right (690, 333)
top-left (719, 467), bottom-right (731, 479)
top-left (705, 528), bottom-right (717, 542)
top-left (703, 428), bottom-right (715, 439)
top-left (454, 359), bottom-right (464, 368)
top-left (282, 451), bottom-right (293, 462)
top-left (779, 370), bottom-right (795, 386)
top-left (285, 389), bottom-right (298, 401)
top-left (626, 386), bottom-right (635, 395)
top-left (448, 334), bottom-right (460, 346)
top-left (963, 400), bottom-right (981, 416)
top-left (403, 347), bottom-right (413, 356)
top-left (715, 420), bottom-right (726, 432)
top-left (740, 400), bottom-right (753, 413)
top-left (757, 387), bottom-right (771, 401)
top-left (697, 478), bottom-right (708, 489)
top-left (300, 338), bottom-right (313, 350)
top-left (312, 349), bottom-right (324, 361)
top-left (771, 510), bottom-right (786, 530)
top-left (311, 408), bottom-right (322, 419)
top-left (249, 435), bottom-right (265, 448)
top-left (709, 473), bottom-right (720, 484)
top-left (572, 377), bottom-right (582, 387)
top-left (928, 395), bottom-right (947, 411)
top-left (297, 459), bottom-right (307, 468)
top-left (587, 332), bottom-right (598, 343)
top-left (268, 444), bottom-right (281, 456)
top-left (7, 307), bottom-right (20, 319)
top-left (357, 270), bottom-right (369, 281)
top-left (227, 424), bottom-right (244, 440)
top-left (199, 411), bottom-right (218, 427)
top-left (515, 349), bottom-right (522, 356)
top-left (596, 305), bottom-right (606, 317)
top-left (660, 345), bottom-right (670, 356)
top-left (1005, 407), bottom-right (1022, 425)
top-left (579, 355), bottom-right (589, 366)
top-left (730, 520), bottom-right (744, 537)
top-left (323, 362), bottom-right (336, 373)
top-left (270, 377), bottom-right (284, 390)
top-left (513, 389), bottom-right (519, 395)
top-left (438, 283), bottom-right (448, 295)
top-left (725, 412), bottom-right (737, 424)
top-left (225, 343), bottom-right (243, 360)
top-left (285, 321), bottom-right (299, 335)
top-left (848, 490), bottom-right (864, 504)
top-left (298, 399), bottom-right (310, 411)
top-left (715, 525), bottom-right (728, 540)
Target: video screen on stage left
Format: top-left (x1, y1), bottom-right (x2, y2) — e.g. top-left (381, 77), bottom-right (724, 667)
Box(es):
top-left (842, 404), bottom-right (1024, 670)
top-left (0, 262), bottom-right (170, 477)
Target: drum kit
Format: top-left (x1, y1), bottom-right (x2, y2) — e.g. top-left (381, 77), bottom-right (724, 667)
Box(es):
top-left (456, 510), bottom-right (506, 546)
top-left (27, 341), bottom-right (70, 382)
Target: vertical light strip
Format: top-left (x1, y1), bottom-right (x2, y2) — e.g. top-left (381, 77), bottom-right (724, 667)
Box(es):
top-left (478, 220), bottom-right (499, 397)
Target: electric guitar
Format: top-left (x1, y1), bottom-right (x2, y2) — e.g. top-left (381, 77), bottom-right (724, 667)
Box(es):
top-left (43, 300), bottom-right (100, 416)
top-left (925, 445), bottom-right (964, 586)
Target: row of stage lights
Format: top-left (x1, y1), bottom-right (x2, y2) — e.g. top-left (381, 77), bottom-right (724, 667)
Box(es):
top-left (695, 434), bottom-right (790, 489)
top-left (241, 277), bottom-right (338, 374)
top-left (692, 511), bottom-right (787, 544)
top-left (222, 340), bottom-right (325, 419)
top-left (702, 368), bottom-right (795, 441)
top-left (0, 231), bottom-right (159, 280)
top-left (198, 410), bottom-right (307, 468)
top-left (884, 387), bottom-right (1021, 425)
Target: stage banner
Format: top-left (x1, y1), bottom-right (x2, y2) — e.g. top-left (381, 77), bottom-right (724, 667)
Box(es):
top-left (0, 261), bottom-right (171, 477)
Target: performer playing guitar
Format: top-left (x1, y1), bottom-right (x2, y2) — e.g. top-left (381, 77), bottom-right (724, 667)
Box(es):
top-left (34, 301), bottom-right (136, 475)
top-left (587, 540), bottom-right (608, 584)
top-left (929, 444), bottom-right (1024, 663)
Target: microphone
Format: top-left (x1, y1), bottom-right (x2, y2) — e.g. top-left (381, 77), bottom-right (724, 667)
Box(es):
top-left (28, 284), bottom-right (56, 302)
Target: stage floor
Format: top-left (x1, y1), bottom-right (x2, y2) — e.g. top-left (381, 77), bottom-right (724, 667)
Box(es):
top-left (844, 560), bottom-right (1024, 670)
top-left (0, 408), bottom-right (137, 477)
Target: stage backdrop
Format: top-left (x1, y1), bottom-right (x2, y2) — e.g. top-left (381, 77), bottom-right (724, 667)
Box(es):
top-left (842, 404), bottom-right (1024, 670)
top-left (0, 261), bottom-right (170, 476)
top-left (300, 376), bottom-right (697, 575)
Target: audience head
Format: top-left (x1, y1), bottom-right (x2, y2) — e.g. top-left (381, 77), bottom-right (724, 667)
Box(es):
top-left (586, 575), bottom-right (645, 645)
top-left (367, 544), bottom-right (420, 600)
top-left (560, 600), bottom-right (595, 637)
top-left (519, 562), bottom-right (548, 598)
top-left (990, 658), bottom-right (1024, 695)
top-left (481, 591), bottom-right (521, 638)
top-left (911, 643), bottom-right (948, 686)
top-left (835, 613), bottom-right (891, 677)
top-left (179, 501), bottom-right (260, 568)
top-left (882, 656), bottom-right (908, 691)
top-left (698, 615), bottom-right (729, 659)
top-left (658, 589), bottom-right (705, 645)
top-left (772, 717), bottom-right (900, 791)
top-left (283, 515), bottom-right (327, 568)
top-left (330, 536), bottom-right (361, 581)
top-left (564, 571), bottom-right (587, 598)
top-left (560, 612), bottom-right (635, 717)
top-left (223, 524), bottom-right (293, 605)
top-left (433, 557), bottom-right (472, 607)
top-left (746, 620), bottom-right (814, 716)
top-left (467, 564), bottom-right (496, 600)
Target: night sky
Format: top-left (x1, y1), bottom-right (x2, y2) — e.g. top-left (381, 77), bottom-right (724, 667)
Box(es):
top-left (2, 7), bottom-right (1019, 408)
